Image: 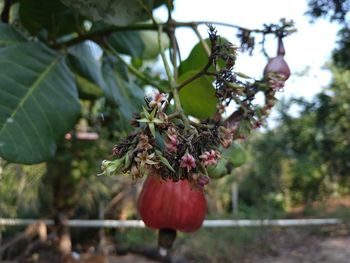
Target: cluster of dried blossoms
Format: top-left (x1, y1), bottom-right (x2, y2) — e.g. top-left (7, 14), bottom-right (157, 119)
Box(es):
top-left (100, 26), bottom-right (291, 189)
top-left (101, 92), bottom-right (225, 189)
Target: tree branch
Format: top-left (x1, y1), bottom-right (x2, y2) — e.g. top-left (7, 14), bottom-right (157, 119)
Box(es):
top-left (52, 23), bottom-right (160, 49)
top-left (52, 20), bottom-right (291, 49)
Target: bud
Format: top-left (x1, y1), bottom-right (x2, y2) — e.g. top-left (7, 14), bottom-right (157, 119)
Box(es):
top-left (263, 38), bottom-right (291, 81)
top-left (180, 153), bottom-right (196, 172)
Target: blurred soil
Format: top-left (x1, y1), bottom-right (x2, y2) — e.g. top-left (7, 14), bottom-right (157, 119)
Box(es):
top-left (246, 228), bottom-right (350, 263)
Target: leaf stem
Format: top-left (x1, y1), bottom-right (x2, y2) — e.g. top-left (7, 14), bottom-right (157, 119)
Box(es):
top-left (168, 20), bottom-right (178, 81)
top-left (158, 23), bottom-right (189, 128)
top-left (158, 25), bottom-right (174, 83)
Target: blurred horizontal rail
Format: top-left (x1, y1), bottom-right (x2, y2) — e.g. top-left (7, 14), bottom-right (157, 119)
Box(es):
top-left (0, 218), bottom-right (342, 228)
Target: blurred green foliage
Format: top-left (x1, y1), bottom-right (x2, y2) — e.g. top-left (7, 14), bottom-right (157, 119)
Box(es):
top-left (239, 65), bottom-right (350, 212)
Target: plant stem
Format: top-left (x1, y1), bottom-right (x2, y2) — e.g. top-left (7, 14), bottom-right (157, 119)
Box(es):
top-left (158, 22), bottom-right (190, 128)
top-left (168, 20), bottom-right (178, 81)
top-left (172, 88), bottom-right (190, 129)
top-left (167, 111), bottom-right (181, 120)
top-left (158, 25), bottom-right (174, 83)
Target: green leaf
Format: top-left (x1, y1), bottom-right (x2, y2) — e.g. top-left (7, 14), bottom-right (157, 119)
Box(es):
top-left (207, 159), bottom-right (229, 179)
top-left (107, 30), bottom-right (169, 59)
top-left (155, 150), bottom-right (175, 173)
top-left (149, 106), bottom-right (157, 119)
top-left (19, 0), bottom-right (82, 37)
top-left (75, 75), bottom-right (103, 99)
top-left (137, 118), bottom-right (150, 123)
top-left (124, 151), bottom-right (131, 168)
top-left (61, 0), bottom-right (165, 26)
top-left (102, 57), bottom-right (144, 122)
top-left (142, 106), bottom-right (151, 119)
top-left (148, 122), bottom-right (156, 137)
top-left (100, 158), bottom-right (125, 176)
top-left (178, 37), bottom-right (229, 76)
top-left (179, 39), bottom-right (210, 76)
top-left (138, 30), bottom-right (169, 59)
top-left (0, 42), bottom-right (80, 164)
top-left (68, 41), bottom-right (107, 93)
top-left (108, 31), bottom-right (145, 58)
top-left (178, 71), bottom-right (217, 119)
top-left (152, 118), bottom-right (163, 124)
top-left (222, 142), bottom-right (247, 167)
top-left (0, 23), bottom-right (26, 46)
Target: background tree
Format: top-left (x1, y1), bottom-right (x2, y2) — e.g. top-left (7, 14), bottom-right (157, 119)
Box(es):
top-left (307, 0), bottom-right (350, 69)
top-left (237, 0), bottom-right (350, 210)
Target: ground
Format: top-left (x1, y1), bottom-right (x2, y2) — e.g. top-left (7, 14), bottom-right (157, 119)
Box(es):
top-left (248, 231), bottom-right (350, 263)
top-left (73, 228), bottom-right (350, 263)
top-left (10, 226), bottom-right (350, 263)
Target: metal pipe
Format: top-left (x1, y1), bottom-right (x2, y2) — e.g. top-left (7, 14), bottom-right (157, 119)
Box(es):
top-left (0, 218), bottom-right (342, 228)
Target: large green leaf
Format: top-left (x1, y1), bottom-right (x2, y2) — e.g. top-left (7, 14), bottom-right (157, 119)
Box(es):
top-left (0, 23), bottom-right (26, 46)
top-left (178, 71), bottom-right (217, 119)
top-left (19, 0), bottom-right (82, 37)
top-left (139, 30), bottom-right (169, 59)
top-left (61, 0), bottom-right (166, 26)
top-left (102, 57), bottom-right (144, 122)
top-left (179, 39), bottom-right (211, 76)
top-left (75, 75), bottom-right (103, 100)
top-left (178, 38), bottom-right (229, 76)
top-left (0, 42), bottom-right (80, 164)
top-left (108, 31), bottom-right (144, 58)
top-left (108, 30), bottom-right (169, 59)
top-left (68, 41), bottom-right (107, 95)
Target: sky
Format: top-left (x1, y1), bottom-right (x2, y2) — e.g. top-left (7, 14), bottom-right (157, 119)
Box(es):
top-left (154, 0), bottom-right (341, 103)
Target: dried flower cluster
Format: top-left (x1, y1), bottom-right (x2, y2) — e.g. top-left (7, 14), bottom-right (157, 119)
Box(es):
top-left (99, 26), bottom-right (292, 190)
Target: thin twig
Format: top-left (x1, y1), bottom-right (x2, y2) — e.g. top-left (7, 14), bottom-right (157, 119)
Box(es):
top-left (158, 25), bottom-right (174, 83)
top-left (168, 20), bottom-right (178, 81)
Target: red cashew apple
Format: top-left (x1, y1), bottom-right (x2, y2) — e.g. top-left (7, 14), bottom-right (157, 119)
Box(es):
top-left (138, 175), bottom-right (207, 248)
